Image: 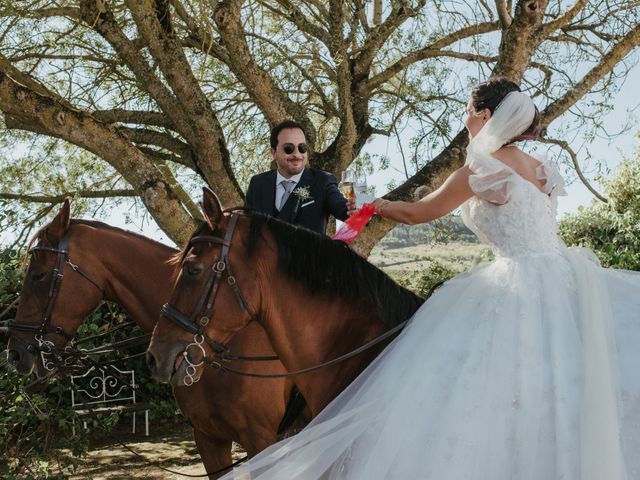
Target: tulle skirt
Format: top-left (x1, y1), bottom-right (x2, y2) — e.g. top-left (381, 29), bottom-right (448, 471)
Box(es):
top-left (222, 249), bottom-right (640, 479)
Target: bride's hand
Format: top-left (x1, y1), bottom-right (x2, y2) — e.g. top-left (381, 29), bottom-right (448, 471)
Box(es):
top-left (373, 198), bottom-right (390, 217)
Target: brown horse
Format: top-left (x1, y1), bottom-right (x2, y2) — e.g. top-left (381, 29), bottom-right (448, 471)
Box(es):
top-left (147, 189), bottom-right (424, 417)
top-left (6, 200), bottom-right (304, 478)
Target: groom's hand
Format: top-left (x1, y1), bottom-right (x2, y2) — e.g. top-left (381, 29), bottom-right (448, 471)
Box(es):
top-left (347, 196), bottom-right (356, 217)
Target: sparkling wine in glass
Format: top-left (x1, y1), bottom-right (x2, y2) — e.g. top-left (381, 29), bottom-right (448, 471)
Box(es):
top-left (340, 170), bottom-right (355, 202)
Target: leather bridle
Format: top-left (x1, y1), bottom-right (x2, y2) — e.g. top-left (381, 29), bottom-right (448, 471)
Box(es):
top-left (9, 231), bottom-right (105, 369)
top-left (160, 213), bottom-right (261, 384)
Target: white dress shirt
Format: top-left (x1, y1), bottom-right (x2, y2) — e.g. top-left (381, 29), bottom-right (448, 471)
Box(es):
top-left (275, 170), bottom-right (303, 210)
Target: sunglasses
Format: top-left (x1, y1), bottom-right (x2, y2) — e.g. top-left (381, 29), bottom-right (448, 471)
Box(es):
top-left (282, 143), bottom-right (308, 155)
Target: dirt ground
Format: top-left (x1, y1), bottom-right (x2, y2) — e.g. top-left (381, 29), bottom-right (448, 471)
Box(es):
top-left (67, 421), bottom-right (246, 479)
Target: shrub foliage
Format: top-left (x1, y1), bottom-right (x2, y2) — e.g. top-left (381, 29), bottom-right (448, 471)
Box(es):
top-left (559, 145), bottom-right (640, 271)
top-left (0, 249), bottom-right (176, 479)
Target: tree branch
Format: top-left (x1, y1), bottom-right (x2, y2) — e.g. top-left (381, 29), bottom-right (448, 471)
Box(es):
top-left (92, 108), bottom-right (176, 129)
top-left (0, 190), bottom-right (138, 203)
top-left (124, 0), bottom-right (241, 203)
top-left (0, 64), bottom-right (196, 244)
top-left (353, 0), bottom-right (426, 80)
top-left (169, 0), bottom-right (231, 64)
top-left (0, 55), bottom-right (74, 110)
top-left (360, 22), bottom-right (500, 95)
top-left (495, 0), bottom-right (513, 28)
top-left (539, 0), bottom-right (589, 36)
top-left (263, 0), bottom-right (331, 46)
top-left (327, 0), bottom-right (357, 172)
top-left (213, 0), bottom-right (316, 142)
top-left (541, 22), bottom-right (640, 126)
top-left (351, 130), bottom-right (470, 256)
top-left (79, 0), bottom-right (186, 126)
top-left (247, 31), bottom-right (338, 119)
top-left (2, 7), bottom-right (82, 20)
top-left (540, 138), bottom-right (607, 202)
top-left (493, 0), bottom-right (549, 80)
top-left (119, 126), bottom-right (189, 154)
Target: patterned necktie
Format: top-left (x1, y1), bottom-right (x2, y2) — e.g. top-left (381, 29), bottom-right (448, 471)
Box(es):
top-left (279, 180), bottom-right (296, 210)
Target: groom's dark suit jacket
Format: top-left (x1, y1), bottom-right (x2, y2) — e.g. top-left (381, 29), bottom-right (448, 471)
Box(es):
top-left (245, 167), bottom-right (349, 235)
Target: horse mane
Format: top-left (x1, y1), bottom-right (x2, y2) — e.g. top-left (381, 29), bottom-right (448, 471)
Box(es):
top-left (27, 218), bottom-right (177, 255)
top-left (247, 212), bottom-right (424, 328)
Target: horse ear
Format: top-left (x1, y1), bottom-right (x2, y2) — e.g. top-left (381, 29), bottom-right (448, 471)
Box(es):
top-left (201, 187), bottom-right (223, 230)
top-left (46, 199), bottom-right (71, 242)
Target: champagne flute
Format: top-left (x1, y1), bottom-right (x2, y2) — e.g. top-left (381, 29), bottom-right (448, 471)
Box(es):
top-left (354, 172), bottom-right (368, 208)
top-left (340, 170), bottom-right (355, 203)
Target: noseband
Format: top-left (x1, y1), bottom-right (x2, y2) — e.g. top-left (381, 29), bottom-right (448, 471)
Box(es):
top-left (161, 213), bottom-right (259, 384)
top-left (9, 231), bottom-right (105, 368)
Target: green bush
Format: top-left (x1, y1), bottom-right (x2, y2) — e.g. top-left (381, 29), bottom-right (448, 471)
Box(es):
top-left (0, 371), bottom-right (89, 479)
top-left (559, 146), bottom-right (640, 271)
top-left (394, 258), bottom-right (461, 297)
top-left (414, 260), bottom-right (460, 297)
top-left (0, 248), bottom-right (176, 478)
top-left (0, 248), bottom-right (23, 327)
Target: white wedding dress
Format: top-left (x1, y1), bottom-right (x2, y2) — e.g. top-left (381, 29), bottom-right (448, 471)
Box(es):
top-left (223, 93), bottom-right (640, 480)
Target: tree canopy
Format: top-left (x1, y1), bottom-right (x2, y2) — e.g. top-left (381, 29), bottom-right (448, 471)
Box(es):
top-left (0, 0), bottom-right (638, 252)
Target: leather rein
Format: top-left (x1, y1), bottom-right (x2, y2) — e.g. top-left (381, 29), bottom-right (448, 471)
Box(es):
top-left (160, 211), bottom-right (413, 385)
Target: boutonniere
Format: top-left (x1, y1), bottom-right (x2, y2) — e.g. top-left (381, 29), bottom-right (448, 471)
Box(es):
top-left (293, 186), bottom-right (312, 203)
top-left (291, 186), bottom-right (313, 219)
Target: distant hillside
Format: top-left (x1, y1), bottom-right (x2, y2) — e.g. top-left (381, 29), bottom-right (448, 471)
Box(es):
top-left (370, 215), bottom-right (490, 296)
top-left (379, 214), bottom-right (478, 249)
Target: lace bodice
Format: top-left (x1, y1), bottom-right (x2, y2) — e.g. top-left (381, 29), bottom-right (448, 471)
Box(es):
top-left (461, 153), bottom-right (566, 258)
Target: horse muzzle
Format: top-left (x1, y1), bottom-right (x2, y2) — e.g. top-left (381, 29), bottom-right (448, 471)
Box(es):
top-left (7, 346), bottom-right (36, 375)
top-left (146, 341), bottom-right (191, 385)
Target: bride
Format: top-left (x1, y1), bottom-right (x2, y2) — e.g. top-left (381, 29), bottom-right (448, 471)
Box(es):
top-left (222, 78), bottom-right (640, 479)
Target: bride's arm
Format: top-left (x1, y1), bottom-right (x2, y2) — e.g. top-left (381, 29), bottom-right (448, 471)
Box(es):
top-left (373, 166), bottom-right (474, 225)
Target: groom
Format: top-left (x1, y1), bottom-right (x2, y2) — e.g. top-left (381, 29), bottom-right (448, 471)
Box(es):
top-left (245, 120), bottom-right (354, 235)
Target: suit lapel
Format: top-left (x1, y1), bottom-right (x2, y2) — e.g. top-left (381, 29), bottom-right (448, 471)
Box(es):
top-left (277, 168), bottom-right (314, 223)
top-left (262, 170), bottom-right (277, 215)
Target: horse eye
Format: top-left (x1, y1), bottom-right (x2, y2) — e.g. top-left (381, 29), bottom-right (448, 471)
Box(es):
top-left (31, 271), bottom-right (47, 282)
top-left (183, 264), bottom-right (202, 277)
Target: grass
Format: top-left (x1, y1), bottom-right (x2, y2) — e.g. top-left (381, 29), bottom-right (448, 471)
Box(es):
top-left (369, 242), bottom-right (493, 293)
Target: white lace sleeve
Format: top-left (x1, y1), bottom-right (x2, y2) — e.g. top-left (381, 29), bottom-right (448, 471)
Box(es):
top-left (466, 154), bottom-right (516, 205)
top-left (532, 151), bottom-right (567, 198)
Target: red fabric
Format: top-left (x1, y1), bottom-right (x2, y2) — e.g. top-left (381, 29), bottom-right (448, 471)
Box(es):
top-left (332, 203), bottom-right (376, 244)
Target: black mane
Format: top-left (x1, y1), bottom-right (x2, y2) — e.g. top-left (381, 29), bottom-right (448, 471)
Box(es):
top-left (247, 212), bottom-right (424, 328)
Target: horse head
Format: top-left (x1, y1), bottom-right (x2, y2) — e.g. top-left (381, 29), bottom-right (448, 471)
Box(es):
top-left (7, 200), bottom-right (106, 376)
top-left (148, 188), bottom-right (424, 416)
top-left (147, 188), bottom-right (262, 387)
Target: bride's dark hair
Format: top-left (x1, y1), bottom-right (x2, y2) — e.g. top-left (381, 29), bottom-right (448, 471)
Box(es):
top-left (471, 77), bottom-right (541, 141)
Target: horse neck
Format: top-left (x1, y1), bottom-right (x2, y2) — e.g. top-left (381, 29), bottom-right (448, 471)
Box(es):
top-left (75, 224), bottom-right (177, 333)
top-left (262, 274), bottom-right (386, 415)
